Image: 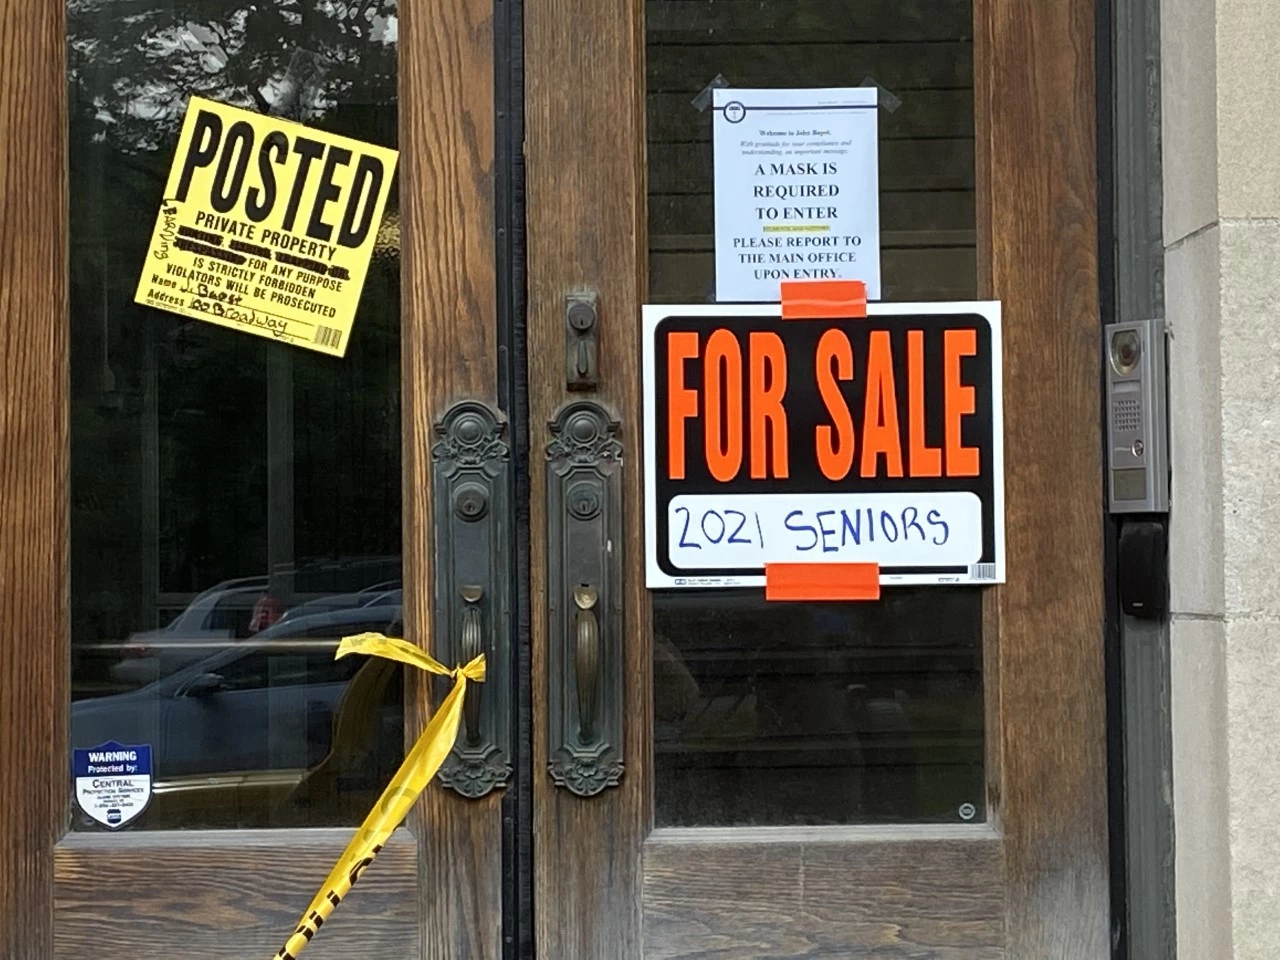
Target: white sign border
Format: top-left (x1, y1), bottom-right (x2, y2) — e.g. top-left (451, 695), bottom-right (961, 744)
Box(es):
top-left (643, 301), bottom-right (1004, 590)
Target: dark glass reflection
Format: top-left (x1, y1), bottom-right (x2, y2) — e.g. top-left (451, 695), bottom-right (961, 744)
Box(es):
top-left (654, 590), bottom-right (984, 826)
top-left (68, 0), bottom-right (402, 829)
top-left (646, 0), bottom-right (983, 825)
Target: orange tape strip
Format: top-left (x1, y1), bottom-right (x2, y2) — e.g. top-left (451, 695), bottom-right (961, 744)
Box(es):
top-left (780, 279), bottom-right (868, 319)
top-left (764, 562), bottom-right (881, 601)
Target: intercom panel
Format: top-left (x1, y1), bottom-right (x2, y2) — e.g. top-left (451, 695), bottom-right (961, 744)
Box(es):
top-left (1106, 319), bottom-right (1168, 513)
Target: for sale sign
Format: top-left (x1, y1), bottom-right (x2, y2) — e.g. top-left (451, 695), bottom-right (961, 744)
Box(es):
top-left (643, 302), bottom-right (1004, 589)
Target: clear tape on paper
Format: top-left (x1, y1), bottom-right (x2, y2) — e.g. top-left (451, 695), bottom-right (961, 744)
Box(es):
top-left (271, 633), bottom-right (485, 960)
top-left (692, 74), bottom-right (730, 112)
top-left (859, 76), bottom-right (903, 113)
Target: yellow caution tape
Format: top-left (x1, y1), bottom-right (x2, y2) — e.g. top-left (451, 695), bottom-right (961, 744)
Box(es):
top-left (272, 632), bottom-right (485, 960)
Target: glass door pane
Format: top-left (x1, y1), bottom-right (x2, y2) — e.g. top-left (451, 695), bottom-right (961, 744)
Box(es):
top-left (646, 0), bottom-right (984, 826)
top-left (68, 0), bottom-right (403, 829)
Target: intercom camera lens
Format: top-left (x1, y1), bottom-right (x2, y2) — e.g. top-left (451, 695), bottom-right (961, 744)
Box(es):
top-left (1110, 330), bottom-right (1141, 375)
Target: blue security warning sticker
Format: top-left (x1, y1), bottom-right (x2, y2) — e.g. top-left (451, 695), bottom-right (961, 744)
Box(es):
top-left (73, 741), bottom-right (153, 829)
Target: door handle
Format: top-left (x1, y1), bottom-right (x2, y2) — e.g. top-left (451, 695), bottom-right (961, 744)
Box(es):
top-left (431, 401), bottom-right (513, 798)
top-left (460, 585), bottom-right (484, 745)
top-left (547, 401), bottom-right (624, 797)
top-left (573, 585), bottom-right (600, 742)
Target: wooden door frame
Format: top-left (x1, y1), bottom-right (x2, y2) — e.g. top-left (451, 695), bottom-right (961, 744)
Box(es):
top-left (2, 0), bottom-right (511, 955)
top-left (525, 0), bottom-right (648, 953)
top-left (525, 0), bottom-right (1108, 958)
top-left (1, 0), bottom-right (68, 956)
top-left (976, 0), bottom-right (1109, 952)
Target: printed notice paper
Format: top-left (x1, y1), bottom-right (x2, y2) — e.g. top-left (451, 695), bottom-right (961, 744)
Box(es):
top-left (135, 96), bottom-right (399, 357)
top-left (713, 87), bottom-right (881, 302)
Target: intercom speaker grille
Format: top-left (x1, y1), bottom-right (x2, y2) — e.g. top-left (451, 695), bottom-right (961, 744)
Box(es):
top-left (1112, 396), bottom-right (1141, 433)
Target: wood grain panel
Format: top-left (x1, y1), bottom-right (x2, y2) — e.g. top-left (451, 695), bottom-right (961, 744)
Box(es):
top-left (402, 0), bottom-right (497, 403)
top-left (648, 42), bottom-right (972, 93)
top-left (648, 0), bottom-right (972, 44)
top-left (54, 830), bottom-right (418, 959)
top-left (527, 0), bottom-right (650, 955)
top-left (643, 828), bottom-right (1004, 959)
top-left (0, 0), bottom-right (68, 956)
top-left (648, 90), bottom-right (975, 143)
top-left (400, 0), bottom-right (503, 958)
top-left (976, 0), bottom-right (1108, 954)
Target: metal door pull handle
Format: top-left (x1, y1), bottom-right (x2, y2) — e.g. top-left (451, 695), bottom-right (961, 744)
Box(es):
top-left (547, 400), bottom-right (624, 796)
top-left (573, 585), bottom-right (600, 742)
top-left (460, 585), bottom-right (484, 745)
top-left (431, 399), bottom-right (513, 798)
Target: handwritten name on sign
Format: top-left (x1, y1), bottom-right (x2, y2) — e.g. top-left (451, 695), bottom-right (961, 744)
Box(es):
top-left (135, 96), bottom-right (399, 357)
top-left (642, 302), bottom-right (1005, 588)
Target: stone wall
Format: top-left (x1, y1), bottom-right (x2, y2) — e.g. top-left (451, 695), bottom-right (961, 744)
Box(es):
top-left (1164, 0), bottom-right (1280, 956)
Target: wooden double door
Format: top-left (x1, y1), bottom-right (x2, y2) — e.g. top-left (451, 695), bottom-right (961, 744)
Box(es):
top-left (18, 0), bottom-right (1104, 957)
top-left (415, 0), bottom-right (1107, 957)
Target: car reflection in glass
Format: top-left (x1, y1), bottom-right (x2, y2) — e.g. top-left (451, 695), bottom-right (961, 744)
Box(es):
top-left (110, 578), bottom-right (403, 687)
top-left (72, 604), bottom-right (405, 829)
top-left (108, 576), bottom-right (269, 688)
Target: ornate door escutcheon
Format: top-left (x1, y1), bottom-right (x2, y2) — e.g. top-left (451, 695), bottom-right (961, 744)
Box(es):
top-left (431, 400), bottom-right (514, 798)
top-left (545, 400), bottom-right (625, 797)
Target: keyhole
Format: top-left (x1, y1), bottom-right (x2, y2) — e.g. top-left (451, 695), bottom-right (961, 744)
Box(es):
top-left (454, 484), bottom-right (489, 521)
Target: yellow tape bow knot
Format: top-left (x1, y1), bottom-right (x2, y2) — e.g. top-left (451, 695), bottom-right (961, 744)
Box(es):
top-left (272, 633), bottom-right (484, 960)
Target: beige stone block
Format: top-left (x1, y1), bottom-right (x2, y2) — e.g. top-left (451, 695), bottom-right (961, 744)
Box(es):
top-left (1171, 616), bottom-right (1233, 959)
top-left (1162, 0), bottom-right (1219, 242)
top-left (1225, 618), bottom-right (1280, 960)
top-left (1217, 0), bottom-right (1280, 218)
top-left (1168, 226), bottom-right (1225, 616)
top-left (1219, 221), bottom-right (1280, 617)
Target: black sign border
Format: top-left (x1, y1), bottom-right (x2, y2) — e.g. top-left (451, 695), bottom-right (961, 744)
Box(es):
top-left (643, 302), bottom-right (1004, 588)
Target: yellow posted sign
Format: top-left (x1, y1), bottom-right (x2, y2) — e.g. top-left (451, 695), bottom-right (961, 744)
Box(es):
top-left (134, 96), bottom-right (398, 357)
